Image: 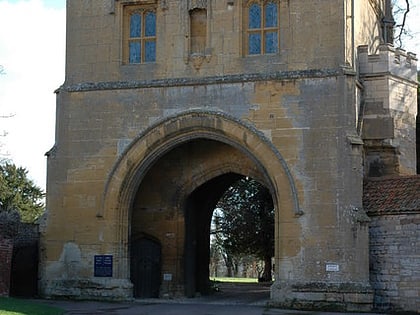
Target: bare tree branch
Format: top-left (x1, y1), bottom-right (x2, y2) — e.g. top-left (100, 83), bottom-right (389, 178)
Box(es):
top-left (393, 0), bottom-right (411, 48)
top-left (0, 114), bottom-right (15, 119)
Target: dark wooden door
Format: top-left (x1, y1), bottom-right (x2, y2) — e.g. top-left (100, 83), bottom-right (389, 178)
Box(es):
top-left (10, 243), bottom-right (38, 297)
top-left (131, 238), bottom-right (161, 298)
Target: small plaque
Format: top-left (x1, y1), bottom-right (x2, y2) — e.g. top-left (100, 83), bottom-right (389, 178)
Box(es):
top-left (163, 273), bottom-right (172, 281)
top-left (326, 264), bottom-right (340, 272)
top-left (94, 255), bottom-right (113, 277)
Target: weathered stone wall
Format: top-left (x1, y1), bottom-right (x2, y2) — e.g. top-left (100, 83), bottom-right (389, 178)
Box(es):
top-left (353, 0), bottom-right (384, 54)
top-left (369, 213), bottom-right (420, 312)
top-left (359, 45), bottom-right (418, 177)
top-left (42, 72), bottom-right (372, 306)
top-left (64, 0), bottom-right (349, 84)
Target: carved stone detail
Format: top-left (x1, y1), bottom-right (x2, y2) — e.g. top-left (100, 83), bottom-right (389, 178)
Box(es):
top-left (160, 0), bottom-right (168, 10)
top-left (190, 54), bottom-right (205, 70)
top-left (189, 53), bottom-right (212, 70)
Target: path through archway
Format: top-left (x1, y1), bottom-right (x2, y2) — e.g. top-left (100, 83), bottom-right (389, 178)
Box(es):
top-left (186, 174), bottom-right (274, 300)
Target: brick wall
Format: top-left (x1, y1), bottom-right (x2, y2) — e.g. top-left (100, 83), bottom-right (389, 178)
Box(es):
top-left (0, 237), bottom-right (13, 296)
top-left (369, 213), bottom-right (420, 311)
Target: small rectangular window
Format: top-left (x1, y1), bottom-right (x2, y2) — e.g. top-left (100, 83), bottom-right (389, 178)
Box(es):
top-left (123, 5), bottom-right (156, 64)
top-left (245, 1), bottom-right (279, 56)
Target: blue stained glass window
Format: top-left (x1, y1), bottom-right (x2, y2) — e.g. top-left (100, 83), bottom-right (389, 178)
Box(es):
top-left (145, 41), bottom-right (156, 62)
top-left (249, 33), bottom-right (261, 54)
top-left (265, 31), bottom-right (278, 53)
top-left (145, 11), bottom-right (156, 37)
top-left (130, 13), bottom-right (141, 38)
top-left (129, 42), bottom-right (141, 63)
top-left (249, 4), bottom-right (261, 29)
top-left (246, 1), bottom-right (279, 55)
top-left (126, 8), bottom-right (157, 64)
top-left (265, 2), bottom-right (278, 27)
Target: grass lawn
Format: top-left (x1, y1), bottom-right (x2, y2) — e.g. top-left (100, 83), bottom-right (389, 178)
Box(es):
top-left (210, 277), bottom-right (258, 283)
top-left (0, 297), bottom-right (64, 315)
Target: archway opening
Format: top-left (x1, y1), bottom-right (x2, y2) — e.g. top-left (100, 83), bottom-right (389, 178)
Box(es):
top-left (184, 172), bottom-right (241, 297)
top-left (185, 174), bottom-right (274, 299)
top-left (128, 137), bottom-right (277, 300)
top-left (210, 177), bottom-right (274, 282)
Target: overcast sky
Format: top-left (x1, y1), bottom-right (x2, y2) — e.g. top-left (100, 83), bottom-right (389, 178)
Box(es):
top-left (0, 0), bottom-right (419, 190)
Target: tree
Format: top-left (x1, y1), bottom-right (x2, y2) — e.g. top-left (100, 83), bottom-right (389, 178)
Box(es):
top-left (392, 0), bottom-right (413, 48)
top-left (0, 162), bottom-right (45, 223)
top-left (214, 177), bottom-right (274, 282)
top-left (370, 0), bottom-right (414, 48)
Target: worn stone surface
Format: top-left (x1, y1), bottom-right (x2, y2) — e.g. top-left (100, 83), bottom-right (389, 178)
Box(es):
top-left (40, 0), bottom-right (417, 311)
top-left (369, 213), bottom-right (420, 312)
top-left (365, 176), bottom-right (420, 312)
top-left (358, 45), bottom-right (418, 176)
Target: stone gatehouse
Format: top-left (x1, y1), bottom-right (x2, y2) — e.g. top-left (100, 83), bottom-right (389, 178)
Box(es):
top-left (40, 0), bottom-right (418, 311)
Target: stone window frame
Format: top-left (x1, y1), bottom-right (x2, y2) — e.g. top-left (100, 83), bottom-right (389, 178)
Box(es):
top-left (243, 0), bottom-right (280, 56)
top-left (121, 1), bottom-right (158, 64)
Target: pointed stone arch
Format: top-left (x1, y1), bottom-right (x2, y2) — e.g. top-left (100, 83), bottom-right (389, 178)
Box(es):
top-left (100, 110), bottom-right (302, 279)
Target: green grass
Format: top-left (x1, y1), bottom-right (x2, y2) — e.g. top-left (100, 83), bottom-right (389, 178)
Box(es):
top-left (210, 277), bottom-right (258, 283)
top-left (0, 297), bottom-right (64, 315)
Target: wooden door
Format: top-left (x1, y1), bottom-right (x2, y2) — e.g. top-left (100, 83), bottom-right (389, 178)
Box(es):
top-left (131, 238), bottom-right (161, 298)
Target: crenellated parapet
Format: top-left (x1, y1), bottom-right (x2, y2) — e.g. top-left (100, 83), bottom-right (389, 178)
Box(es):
top-left (358, 44), bottom-right (418, 177)
top-left (358, 44), bottom-right (417, 82)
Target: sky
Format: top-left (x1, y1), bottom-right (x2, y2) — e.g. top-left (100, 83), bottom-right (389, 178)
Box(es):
top-left (0, 0), bottom-right (66, 189)
top-left (0, 0), bottom-right (419, 191)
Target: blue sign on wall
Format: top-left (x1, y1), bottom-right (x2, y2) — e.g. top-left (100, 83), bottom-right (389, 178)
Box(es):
top-left (94, 255), bottom-right (113, 277)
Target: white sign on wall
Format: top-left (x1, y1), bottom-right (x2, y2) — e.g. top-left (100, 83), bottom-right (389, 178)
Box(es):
top-left (326, 264), bottom-right (340, 272)
top-left (163, 273), bottom-right (173, 281)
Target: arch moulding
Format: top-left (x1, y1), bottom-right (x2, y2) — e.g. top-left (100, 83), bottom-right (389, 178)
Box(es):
top-left (101, 110), bottom-right (302, 278)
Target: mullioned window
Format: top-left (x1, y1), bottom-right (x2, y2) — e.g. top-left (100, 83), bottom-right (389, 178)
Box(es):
top-left (123, 5), bottom-right (157, 64)
top-left (245, 0), bottom-right (279, 55)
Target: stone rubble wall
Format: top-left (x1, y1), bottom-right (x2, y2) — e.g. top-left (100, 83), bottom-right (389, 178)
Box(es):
top-left (369, 213), bottom-right (420, 312)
